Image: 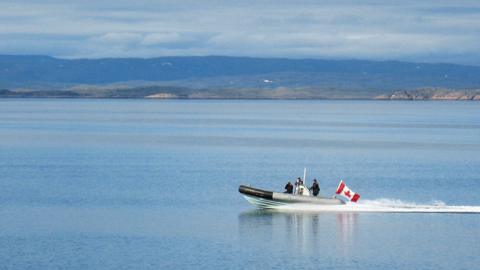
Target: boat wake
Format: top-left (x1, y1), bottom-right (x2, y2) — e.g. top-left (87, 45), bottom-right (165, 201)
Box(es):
top-left (274, 198), bottom-right (480, 213)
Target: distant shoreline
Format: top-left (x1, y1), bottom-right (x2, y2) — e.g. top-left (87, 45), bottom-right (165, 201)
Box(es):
top-left (1, 55), bottom-right (480, 101)
top-left (1, 88), bottom-right (479, 101)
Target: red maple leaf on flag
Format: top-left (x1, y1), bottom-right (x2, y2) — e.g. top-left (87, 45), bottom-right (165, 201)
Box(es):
top-left (344, 190), bottom-right (351, 198)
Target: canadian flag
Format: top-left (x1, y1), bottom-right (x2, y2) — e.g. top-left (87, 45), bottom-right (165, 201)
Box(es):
top-left (335, 180), bottom-right (360, 202)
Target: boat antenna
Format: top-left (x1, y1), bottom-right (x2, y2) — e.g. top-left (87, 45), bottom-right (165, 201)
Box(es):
top-left (303, 167), bottom-right (307, 187)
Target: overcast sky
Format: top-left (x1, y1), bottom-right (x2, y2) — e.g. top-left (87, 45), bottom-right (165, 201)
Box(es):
top-left (1, 0), bottom-right (479, 65)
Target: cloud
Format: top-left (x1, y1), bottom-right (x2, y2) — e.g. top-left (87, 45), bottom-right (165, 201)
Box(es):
top-left (142, 33), bottom-right (183, 45)
top-left (97, 32), bottom-right (143, 44)
top-left (0, 0), bottom-right (479, 65)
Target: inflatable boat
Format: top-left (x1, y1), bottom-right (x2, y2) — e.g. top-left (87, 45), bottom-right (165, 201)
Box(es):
top-left (239, 184), bottom-right (345, 209)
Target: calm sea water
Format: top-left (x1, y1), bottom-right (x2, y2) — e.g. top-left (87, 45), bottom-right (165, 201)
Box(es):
top-left (0, 99), bottom-right (479, 269)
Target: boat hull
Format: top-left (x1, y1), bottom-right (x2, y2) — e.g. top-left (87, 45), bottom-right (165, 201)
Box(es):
top-left (239, 185), bottom-right (345, 209)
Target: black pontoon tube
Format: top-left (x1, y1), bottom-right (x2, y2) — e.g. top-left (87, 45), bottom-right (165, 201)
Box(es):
top-left (239, 185), bottom-right (273, 200)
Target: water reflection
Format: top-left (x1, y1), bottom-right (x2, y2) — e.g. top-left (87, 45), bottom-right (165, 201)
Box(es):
top-left (336, 212), bottom-right (358, 256)
top-left (238, 210), bottom-right (358, 256)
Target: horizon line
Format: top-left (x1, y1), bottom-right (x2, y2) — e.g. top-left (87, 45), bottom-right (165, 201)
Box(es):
top-left (1, 54), bottom-right (479, 68)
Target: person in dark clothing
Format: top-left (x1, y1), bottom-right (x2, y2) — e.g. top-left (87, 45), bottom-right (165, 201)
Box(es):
top-left (284, 181), bottom-right (293, 194)
top-left (310, 179), bottom-right (320, 196)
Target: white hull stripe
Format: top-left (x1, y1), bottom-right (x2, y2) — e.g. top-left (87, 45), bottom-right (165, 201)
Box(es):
top-left (243, 195), bottom-right (287, 209)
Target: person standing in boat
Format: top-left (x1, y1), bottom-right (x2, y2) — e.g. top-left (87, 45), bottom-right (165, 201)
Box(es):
top-left (284, 181), bottom-right (293, 194)
top-left (295, 177), bottom-right (303, 186)
top-left (294, 177), bottom-right (304, 195)
top-left (310, 179), bottom-right (320, 196)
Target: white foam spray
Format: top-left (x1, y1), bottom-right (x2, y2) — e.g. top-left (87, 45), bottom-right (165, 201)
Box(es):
top-left (274, 198), bottom-right (480, 213)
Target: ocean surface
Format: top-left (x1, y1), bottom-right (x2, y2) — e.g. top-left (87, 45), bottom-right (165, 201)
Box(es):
top-left (0, 99), bottom-right (479, 270)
